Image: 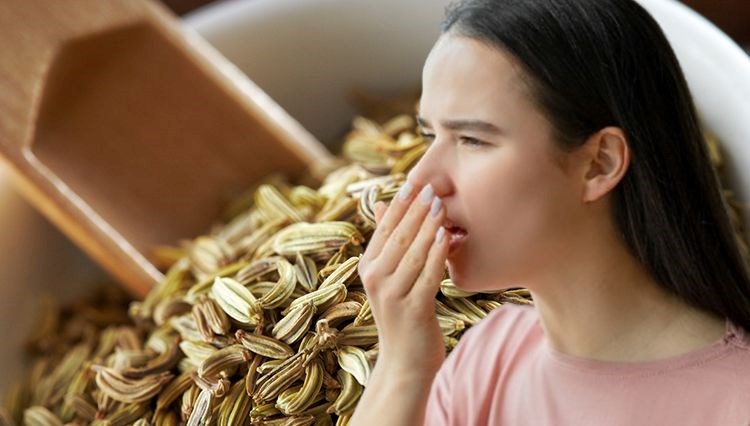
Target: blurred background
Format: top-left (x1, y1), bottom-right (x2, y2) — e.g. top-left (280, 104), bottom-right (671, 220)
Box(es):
top-left (162, 0), bottom-right (750, 52)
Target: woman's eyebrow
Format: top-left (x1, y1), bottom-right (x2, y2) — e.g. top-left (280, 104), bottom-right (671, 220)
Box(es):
top-left (416, 115), bottom-right (504, 134)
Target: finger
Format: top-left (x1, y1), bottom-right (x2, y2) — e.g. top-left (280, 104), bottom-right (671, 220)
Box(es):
top-left (362, 181), bottom-right (420, 261)
top-left (376, 185), bottom-right (439, 274)
top-left (409, 225), bottom-right (449, 302)
top-left (388, 198), bottom-right (445, 296)
top-left (374, 201), bottom-right (387, 224)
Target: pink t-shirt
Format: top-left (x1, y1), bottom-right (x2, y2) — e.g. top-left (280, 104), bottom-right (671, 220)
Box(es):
top-left (424, 303), bottom-right (750, 425)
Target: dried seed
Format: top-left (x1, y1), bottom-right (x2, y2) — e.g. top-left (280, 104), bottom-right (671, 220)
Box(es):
top-left (36, 343), bottom-right (90, 406)
top-left (189, 236), bottom-right (235, 280)
top-left (153, 410), bottom-right (180, 426)
top-left (335, 346), bottom-right (371, 387)
top-left (235, 330), bottom-right (294, 359)
top-left (439, 279), bottom-right (477, 298)
top-left (65, 394), bottom-right (97, 421)
top-left (294, 253), bottom-right (319, 292)
top-left (335, 411), bottom-right (352, 426)
top-left (23, 406), bottom-right (62, 426)
top-left (179, 341), bottom-right (218, 365)
top-left (170, 314), bottom-right (204, 342)
top-left (245, 353), bottom-right (264, 397)
top-left (272, 302), bottom-right (316, 345)
top-left (256, 359), bottom-right (284, 376)
top-left (443, 335), bottom-right (459, 351)
top-left (272, 222), bottom-right (364, 257)
top-left (93, 326), bottom-right (120, 359)
top-left (327, 370), bottom-right (362, 415)
top-left (391, 143), bottom-right (427, 174)
top-left (185, 388), bottom-right (213, 426)
top-left (318, 256), bottom-right (360, 290)
top-left (344, 290), bottom-right (368, 305)
top-left (436, 314), bottom-right (466, 336)
top-left (476, 299), bottom-right (503, 312)
top-left (318, 301), bottom-right (361, 327)
top-left (283, 283), bottom-right (347, 315)
top-left (258, 259), bottom-right (298, 309)
top-left (249, 402), bottom-right (281, 419)
top-left (314, 196), bottom-right (358, 222)
top-left (211, 277), bottom-right (262, 326)
top-left (186, 259), bottom-right (252, 303)
top-left (280, 414), bottom-right (316, 426)
top-left (198, 345), bottom-right (252, 379)
top-left (434, 299), bottom-right (472, 323)
top-left (276, 357), bottom-right (324, 415)
top-left (444, 297), bottom-right (486, 324)
top-left (253, 352), bottom-right (307, 403)
top-left (153, 298), bottom-right (193, 326)
top-left (290, 185), bottom-right (325, 209)
top-left (92, 365), bottom-right (172, 403)
top-left (192, 373), bottom-right (230, 398)
top-left (193, 297), bottom-right (231, 339)
top-left (60, 367), bottom-right (94, 421)
top-left (155, 371), bottom-right (194, 412)
top-left (256, 184), bottom-right (306, 223)
top-left (216, 380), bottom-right (252, 425)
top-left (352, 299), bottom-right (373, 327)
top-left (234, 256), bottom-right (283, 285)
top-left (92, 402), bottom-right (147, 426)
top-left (336, 324), bottom-right (378, 347)
top-left (181, 385), bottom-right (200, 422)
top-left (121, 338), bottom-right (181, 378)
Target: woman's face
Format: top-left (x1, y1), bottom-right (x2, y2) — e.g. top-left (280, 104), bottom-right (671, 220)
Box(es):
top-left (410, 34), bottom-right (586, 292)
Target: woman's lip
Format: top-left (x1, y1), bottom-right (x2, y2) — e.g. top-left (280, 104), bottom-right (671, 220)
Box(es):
top-left (447, 228), bottom-right (468, 257)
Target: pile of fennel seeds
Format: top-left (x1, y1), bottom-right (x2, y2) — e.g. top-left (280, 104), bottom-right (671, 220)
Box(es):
top-left (0, 109), bottom-right (531, 426)
top-left (2, 102), bottom-right (744, 426)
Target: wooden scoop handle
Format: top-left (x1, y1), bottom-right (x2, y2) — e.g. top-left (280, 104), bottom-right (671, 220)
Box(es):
top-left (0, 0), bottom-right (332, 297)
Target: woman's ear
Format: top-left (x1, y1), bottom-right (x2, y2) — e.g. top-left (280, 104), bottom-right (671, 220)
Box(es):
top-left (580, 126), bottom-right (631, 203)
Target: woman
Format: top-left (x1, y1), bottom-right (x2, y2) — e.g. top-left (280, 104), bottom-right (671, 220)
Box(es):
top-left (351, 0), bottom-right (750, 424)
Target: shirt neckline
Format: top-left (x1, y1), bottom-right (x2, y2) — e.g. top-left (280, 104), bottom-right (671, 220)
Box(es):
top-left (540, 315), bottom-right (745, 376)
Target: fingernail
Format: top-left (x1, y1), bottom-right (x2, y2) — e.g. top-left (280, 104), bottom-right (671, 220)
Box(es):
top-left (436, 227), bottom-right (445, 243)
top-left (398, 182), bottom-right (413, 200)
top-left (430, 197), bottom-right (442, 217)
top-left (419, 184), bottom-right (433, 204)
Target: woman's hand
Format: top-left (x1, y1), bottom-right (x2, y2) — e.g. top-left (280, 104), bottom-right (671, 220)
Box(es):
top-left (357, 182), bottom-right (449, 379)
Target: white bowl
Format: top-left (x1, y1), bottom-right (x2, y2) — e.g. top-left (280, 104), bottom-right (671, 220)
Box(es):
top-left (183, 0), bottom-right (451, 146)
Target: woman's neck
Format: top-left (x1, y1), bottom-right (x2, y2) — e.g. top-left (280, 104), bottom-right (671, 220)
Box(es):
top-left (528, 220), bottom-right (726, 363)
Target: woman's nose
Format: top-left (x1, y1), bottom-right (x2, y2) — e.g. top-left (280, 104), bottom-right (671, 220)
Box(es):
top-left (405, 145), bottom-right (453, 198)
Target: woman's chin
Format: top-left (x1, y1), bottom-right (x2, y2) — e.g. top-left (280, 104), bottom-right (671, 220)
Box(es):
top-left (445, 265), bottom-right (477, 292)
top-left (447, 266), bottom-right (520, 294)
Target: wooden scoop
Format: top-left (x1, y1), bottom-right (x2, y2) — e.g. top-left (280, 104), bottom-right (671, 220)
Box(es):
top-left (0, 0), bottom-right (334, 298)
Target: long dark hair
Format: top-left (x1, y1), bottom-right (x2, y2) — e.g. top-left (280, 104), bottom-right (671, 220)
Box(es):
top-left (441, 0), bottom-right (750, 331)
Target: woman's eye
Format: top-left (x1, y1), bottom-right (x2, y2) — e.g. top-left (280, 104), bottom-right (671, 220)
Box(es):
top-left (418, 131), bottom-right (435, 141)
top-left (459, 137), bottom-right (487, 147)
top-left (418, 132), bottom-right (487, 148)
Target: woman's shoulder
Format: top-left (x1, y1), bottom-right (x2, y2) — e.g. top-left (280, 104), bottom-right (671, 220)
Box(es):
top-left (707, 318), bottom-right (750, 386)
top-left (446, 302), bottom-right (543, 365)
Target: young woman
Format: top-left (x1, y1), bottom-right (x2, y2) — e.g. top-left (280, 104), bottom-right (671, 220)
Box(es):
top-left (350, 0), bottom-right (750, 424)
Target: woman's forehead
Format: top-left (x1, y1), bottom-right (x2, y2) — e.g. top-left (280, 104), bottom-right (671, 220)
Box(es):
top-left (420, 34), bottom-right (530, 119)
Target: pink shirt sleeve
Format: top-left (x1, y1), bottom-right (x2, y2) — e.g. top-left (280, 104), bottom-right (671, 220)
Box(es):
top-left (423, 304), bottom-right (536, 425)
top-left (423, 340), bottom-right (457, 425)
